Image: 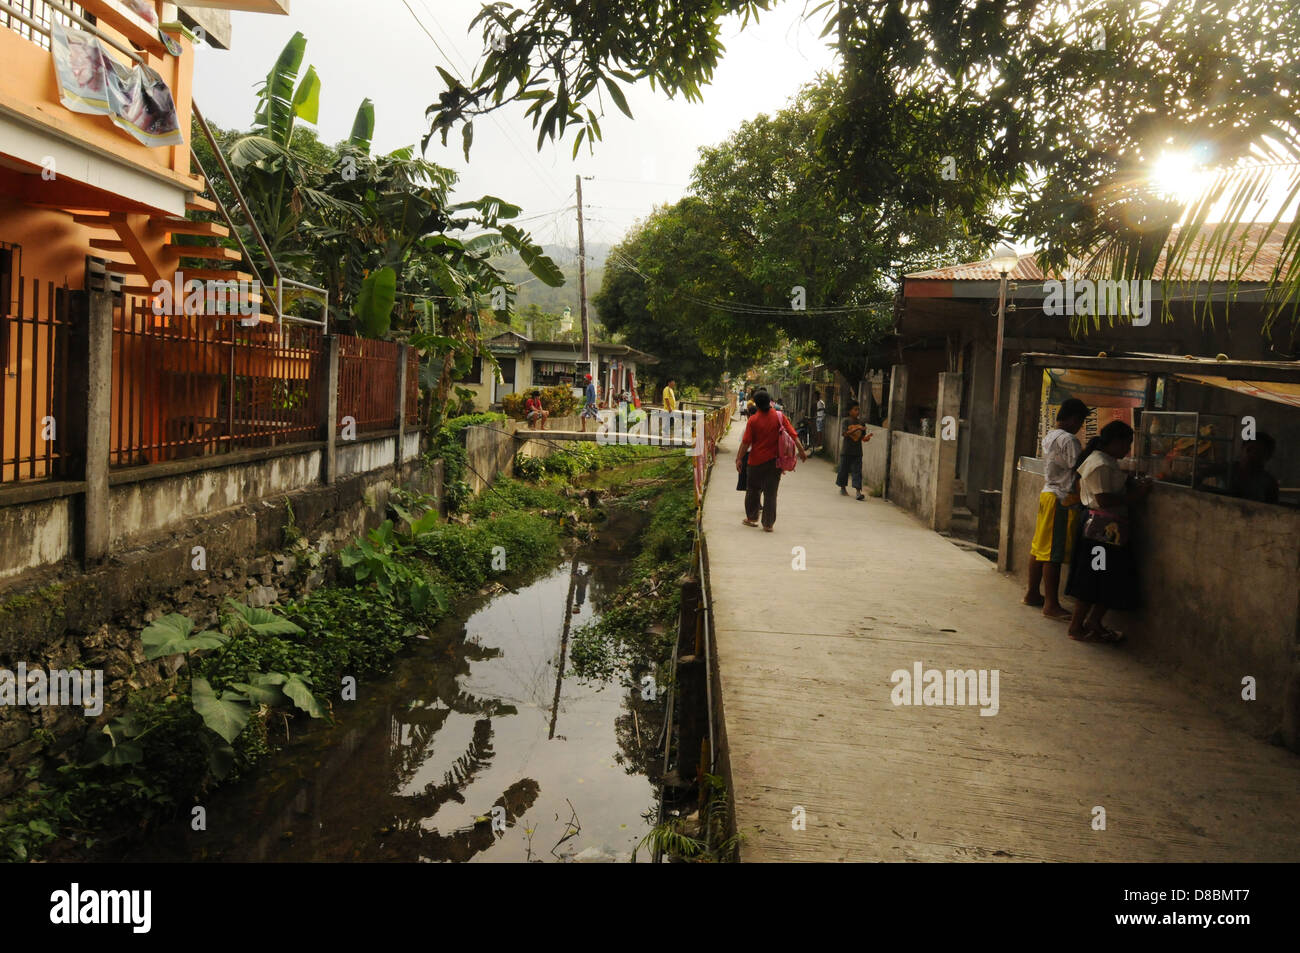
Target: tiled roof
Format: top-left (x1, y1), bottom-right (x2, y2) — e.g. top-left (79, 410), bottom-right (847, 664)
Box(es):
top-left (905, 224), bottom-right (1289, 284)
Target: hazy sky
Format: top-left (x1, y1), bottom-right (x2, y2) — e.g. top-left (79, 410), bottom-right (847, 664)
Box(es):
top-left (193, 0), bottom-right (838, 254)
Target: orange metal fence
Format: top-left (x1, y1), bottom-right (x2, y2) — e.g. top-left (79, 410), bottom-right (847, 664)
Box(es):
top-left (110, 299), bottom-right (325, 467)
top-left (1, 278), bottom-right (73, 483)
top-left (337, 335), bottom-right (400, 436)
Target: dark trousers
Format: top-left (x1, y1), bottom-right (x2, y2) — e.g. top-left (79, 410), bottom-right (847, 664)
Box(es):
top-left (836, 454), bottom-right (863, 490)
top-left (744, 459), bottom-right (782, 528)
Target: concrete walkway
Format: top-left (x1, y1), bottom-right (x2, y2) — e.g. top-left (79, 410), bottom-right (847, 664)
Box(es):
top-left (704, 418), bottom-right (1300, 861)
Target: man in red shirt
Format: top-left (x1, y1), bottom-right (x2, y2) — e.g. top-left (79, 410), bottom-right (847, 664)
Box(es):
top-left (524, 390), bottom-right (548, 430)
top-left (734, 389), bottom-right (808, 531)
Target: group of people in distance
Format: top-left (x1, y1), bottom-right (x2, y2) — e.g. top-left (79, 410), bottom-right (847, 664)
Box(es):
top-left (526, 374), bottom-right (685, 437)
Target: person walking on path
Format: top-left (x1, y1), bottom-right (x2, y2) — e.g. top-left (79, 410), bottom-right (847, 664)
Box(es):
top-left (735, 390), bottom-right (808, 532)
top-left (579, 374), bottom-right (600, 433)
top-left (815, 391), bottom-right (826, 449)
top-left (1065, 420), bottom-right (1152, 643)
top-left (836, 401), bottom-right (872, 500)
top-left (1024, 397), bottom-right (1089, 621)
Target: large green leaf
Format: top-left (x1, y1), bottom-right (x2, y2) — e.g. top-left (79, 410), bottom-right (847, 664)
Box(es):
top-left (142, 615), bottom-right (229, 660)
top-left (191, 678), bottom-right (251, 744)
top-left (349, 98), bottom-right (375, 150)
top-left (95, 740), bottom-right (144, 767)
top-left (283, 675), bottom-right (326, 719)
top-left (499, 225), bottom-right (565, 286)
top-left (292, 65), bottom-right (322, 126)
top-left (354, 267), bottom-right (397, 338)
top-left (255, 31), bottom-right (308, 145)
top-left (410, 509), bottom-right (441, 537)
top-left (230, 680), bottom-right (288, 707)
top-left (141, 614), bottom-right (194, 660)
top-left (224, 598), bottom-right (305, 635)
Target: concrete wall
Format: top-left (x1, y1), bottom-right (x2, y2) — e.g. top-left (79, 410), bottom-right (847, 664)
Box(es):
top-left (108, 447), bottom-right (323, 551)
top-left (1008, 461), bottom-right (1300, 737)
top-left (465, 421), bottom-right (519, 495)
top-left (862, 424), bottom-right (889, 494)
top-left (822, 414), bottom-right (841, 466)
top-left (2, 430), bottom-right (425, 590)
top-left (0, 493), bottom-right (74, 583)
top-left (338, 433), bottom-right (396, 478)
top-left (888, 431), bottom-right (937, 524)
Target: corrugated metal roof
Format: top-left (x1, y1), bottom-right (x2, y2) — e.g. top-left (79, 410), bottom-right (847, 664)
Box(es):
top-left (906, 224), bottom-right (1289, 284)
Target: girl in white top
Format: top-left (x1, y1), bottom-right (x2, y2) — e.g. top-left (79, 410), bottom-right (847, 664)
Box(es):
top-left (1064, 421), bottom-right (1153, 643)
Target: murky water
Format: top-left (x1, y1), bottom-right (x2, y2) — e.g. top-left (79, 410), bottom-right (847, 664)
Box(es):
top-left (126, 541), bottom-right (662, 863)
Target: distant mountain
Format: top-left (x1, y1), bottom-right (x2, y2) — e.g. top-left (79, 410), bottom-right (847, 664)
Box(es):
top-left (496, 243), bottom-right (612, 318)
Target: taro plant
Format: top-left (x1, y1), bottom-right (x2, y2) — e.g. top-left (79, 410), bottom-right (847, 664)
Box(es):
top-left (339, 519), bottom-right (447, 615)
top-left (83, 601), bottom-right (328, 779)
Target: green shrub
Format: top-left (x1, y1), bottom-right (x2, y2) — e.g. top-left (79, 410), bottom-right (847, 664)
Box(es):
top-left (502, 384), bottom-right (579, 420)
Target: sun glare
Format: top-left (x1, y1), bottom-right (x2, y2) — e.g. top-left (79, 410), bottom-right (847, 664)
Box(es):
top-left (1149, 150), bottom-right (1211, 205)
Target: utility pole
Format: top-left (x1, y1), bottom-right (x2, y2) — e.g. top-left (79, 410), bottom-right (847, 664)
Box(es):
top-left (576, 174), bottom-right (591, 366)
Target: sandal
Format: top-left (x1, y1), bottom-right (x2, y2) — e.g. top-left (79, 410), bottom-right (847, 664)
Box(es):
top-left (742, 518), bottom-right (759, 527)
top-left (1093, 625), bottom-right (1126, 644)
top-left (1071, 626), bottom-right (1125, 644)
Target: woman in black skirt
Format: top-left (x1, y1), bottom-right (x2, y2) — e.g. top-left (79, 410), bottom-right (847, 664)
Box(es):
top-left (1065, 420), bottom-right (1152, 644)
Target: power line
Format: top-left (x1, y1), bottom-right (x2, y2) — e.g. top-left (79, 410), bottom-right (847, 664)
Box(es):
top-left (411, 0), bottom-right (569, 204)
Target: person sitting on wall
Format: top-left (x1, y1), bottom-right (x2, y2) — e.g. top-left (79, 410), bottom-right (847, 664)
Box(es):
top-left (524, 390), bottom-right (549, 430)
top-left (1229, 431), bottom-right (1280, 504)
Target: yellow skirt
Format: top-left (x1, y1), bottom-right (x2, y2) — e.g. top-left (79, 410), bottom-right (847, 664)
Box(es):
top-left (1030, 491), bottom-right (1080, 563)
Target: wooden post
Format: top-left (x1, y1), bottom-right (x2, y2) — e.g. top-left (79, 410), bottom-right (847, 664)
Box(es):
top-left (324, 336), bottom-right (340, 485)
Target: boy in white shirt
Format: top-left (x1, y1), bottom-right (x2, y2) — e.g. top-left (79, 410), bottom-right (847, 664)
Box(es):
top-left (1024, 398), bottom-right (1089, 620)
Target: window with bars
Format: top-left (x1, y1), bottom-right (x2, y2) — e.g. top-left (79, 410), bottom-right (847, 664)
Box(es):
top-left (1, 0), bottom-right (90, 50)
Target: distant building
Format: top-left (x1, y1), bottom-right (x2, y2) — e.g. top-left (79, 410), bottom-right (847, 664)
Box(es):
top-left (459, 331), bottom-right (659, 411)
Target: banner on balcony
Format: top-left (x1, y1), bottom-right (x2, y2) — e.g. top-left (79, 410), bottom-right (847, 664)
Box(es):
top-left (51, 23), bottom-right (183, 149)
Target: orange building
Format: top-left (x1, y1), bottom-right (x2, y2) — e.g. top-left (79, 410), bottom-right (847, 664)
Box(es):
top-left (0, 1), bottom-right (296, 478)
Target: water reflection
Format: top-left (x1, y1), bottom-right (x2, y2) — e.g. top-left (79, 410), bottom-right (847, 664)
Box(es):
top-left (128, 552), bottom-right (660, 863)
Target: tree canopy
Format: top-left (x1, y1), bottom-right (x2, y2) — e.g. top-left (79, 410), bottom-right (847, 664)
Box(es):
top-left (431, 0), bottom-right (1300, 329)
top-left (597, 75), bottom-right (984, 383)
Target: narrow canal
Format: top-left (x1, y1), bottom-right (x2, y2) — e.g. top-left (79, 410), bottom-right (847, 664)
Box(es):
top-left (126, 504), bottom-right (666, 863)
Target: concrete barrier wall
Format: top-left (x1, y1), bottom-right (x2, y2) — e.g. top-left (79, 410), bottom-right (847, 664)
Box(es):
top-left (888, 431), bottom-right (936, 524)
top-left (1, 429), bottom-right (428, 587)
top-left (465, 422), bottom-right (519, 495)
top-left (108, 447), bottom-right (324, 552)
top-left (822, 414), bottom-right (841, 466)
top-left (862, 424), bottom-right (889, 492)
top-left (0, 494), bottom-right (74, 583)
top-left (1009, 461), bottom-right (1300, 735)
top-left (339, 433), bottom-right (396, 477)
